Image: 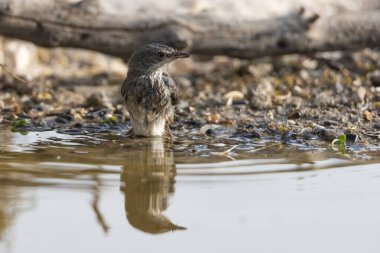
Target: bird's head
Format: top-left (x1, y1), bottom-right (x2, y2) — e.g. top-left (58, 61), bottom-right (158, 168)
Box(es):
top-left (127, 43), bottom-right (190, 74)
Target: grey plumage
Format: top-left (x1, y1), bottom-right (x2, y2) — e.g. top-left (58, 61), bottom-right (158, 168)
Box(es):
top-left (121, 43), bottom-right (189, 137)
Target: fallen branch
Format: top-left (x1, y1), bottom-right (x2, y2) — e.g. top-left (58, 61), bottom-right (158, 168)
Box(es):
top-left (0, 0), bottom-right (379, 59)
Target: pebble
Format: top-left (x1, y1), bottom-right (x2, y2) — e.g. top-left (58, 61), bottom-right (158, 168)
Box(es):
top-left (345, 132), bottom-right (360, 142)
top-left (205, 113), bottom-right (221, 124)
top-left (302, 130), bottom-right (317, 140)
top-left (313, 124), bottom-right (325, 134)
top-left (281, 130), bottom-right (295, 143)
top-left (319, 128), bottom-right (344, 142)
top-left (357, 86), bottom-right (366, 102)
top-left (185, 118), bottom-right (206, 127)
top-left (373, 123), bottom-right (380, 130)
top-left (200, 124), bottom-right (219, 135)
top-left (369, 70), bottom-right (380, 87)
top-left (315, 91), bottom-right (335, 106)
top-left (323, 120), bottom-right (339, 126)
top-left (205, 128), bottom-right (216, 136)
top-left (238, 124), bottom-right (261, 139)
top-left (224, 91), bottom-right (244, 106)
top-left (73, 122), bottom-right (83, 128)
top-left (287, 109), bottom-right (301, 119)
top-left (55, 117), bottom-right (67, 124)
top-left (363, 110), bottom-right (373, 122)
top-left (60, 113), bottom-right (74, 121)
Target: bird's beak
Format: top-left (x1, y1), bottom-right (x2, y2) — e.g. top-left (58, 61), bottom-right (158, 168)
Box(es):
top-left (172, 52), bottom-right (190, 59)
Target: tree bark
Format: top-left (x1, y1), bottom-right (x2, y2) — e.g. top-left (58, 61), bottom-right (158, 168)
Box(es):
top-left (0, 0), bottom-right (379, 60)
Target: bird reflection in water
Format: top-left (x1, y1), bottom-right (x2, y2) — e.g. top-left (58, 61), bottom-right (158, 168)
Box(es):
top-left (120, 138), bottom-right (185, 234)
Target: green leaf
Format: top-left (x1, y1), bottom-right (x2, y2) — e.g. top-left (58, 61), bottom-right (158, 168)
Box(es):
top-left (331, 134), bottom-right (347, 154)
top-left (11, 118), bottom-right (30, 129)
top-left (338, 134), bottom-right (346, 146)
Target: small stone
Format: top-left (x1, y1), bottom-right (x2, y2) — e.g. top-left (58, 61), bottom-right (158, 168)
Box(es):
top-left (369, 70), bottom-right (380, 87)
top-left (345, 133), bottom-right (360, 142)
top-left (104, 113), bottom-right (113, 119)
top-left (302, 130), bottom-right (317, 140)
top-left (335, 82), bottom-right (344, 93)
top-left (302, 59), bottom-right (318, 69)
top-left (60, 113), bottom-right (74, 121)
top-left (85, 93), bottom-right (111, 109)
top-left (267, 110), bottom-right (274, 120)
top-left (36, 92), bottom-right (53, 101)
top-left (237, 124), bottom-right (261, 138)
top-left (373, 102), bottom-right (380, 111)
top-left (205, 113), bottom-right (221, 124)
top-left (299, 70), bottom-right (310, 80)
top-left (72, 113), bottom-right (83, 121)
top-left (281, 130), bottom-right (295, 143)
top-left (224, 90), bottom-right (244, 106)
top-left (315, 91), bottom-right (335, 107)
top-left (248, 63), bottom-right (272, 78)
top-left (177, 100), bottom-right (190, 111)
top-left (323, 120), bottom-right (339, 126)
top-left (357, 86), bottom-right (366, 102)
top-left (287, 109), bottom-right (301, 119)
top-left (363, 110), bottom-right (373, 122)
top-left (55, 117), bottom-right (67, 124)
top-left (319, 128), bottom-right (344, 142)
top-left (293, 85), bottom-right (309, 98)
top-left (199, 124), bottom-right (219, 135)
top-left (73, 122), bottom-right (83, 128)
top-left (249, 81), bottom-right (273, 109)
top-left (205, 128), bottom-right (216, 136)
top-left (18, 112), bottom-right (29, 119)
top-left (185, 118), bottom-right (205, 127)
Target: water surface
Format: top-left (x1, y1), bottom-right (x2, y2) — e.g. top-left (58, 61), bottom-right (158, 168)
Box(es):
top-left (1, 130), bottom-right (380, 253)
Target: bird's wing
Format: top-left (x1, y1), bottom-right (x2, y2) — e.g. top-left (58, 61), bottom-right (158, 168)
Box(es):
top-left (121, 79), bottom-right (128, 102)
top-left (163, 73), bottom-right (178, 106)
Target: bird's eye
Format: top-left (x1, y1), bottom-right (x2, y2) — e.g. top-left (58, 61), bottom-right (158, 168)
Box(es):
top-left (158, 52), bottom-right (165, 59)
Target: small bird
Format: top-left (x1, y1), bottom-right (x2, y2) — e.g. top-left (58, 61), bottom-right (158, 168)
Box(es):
top-left (121, 43), bottom-right (190, 137)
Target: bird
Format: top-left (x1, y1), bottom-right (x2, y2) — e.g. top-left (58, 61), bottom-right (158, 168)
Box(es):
top-left (121, 43), bottom-right (190, 137)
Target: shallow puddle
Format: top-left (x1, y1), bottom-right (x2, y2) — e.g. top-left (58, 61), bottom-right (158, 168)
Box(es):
top-left (1, 129), bottom-right (380, 253)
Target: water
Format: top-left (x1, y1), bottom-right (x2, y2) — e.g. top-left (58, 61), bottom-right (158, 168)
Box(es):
top-left (1, 130), bottom-right (380, 253)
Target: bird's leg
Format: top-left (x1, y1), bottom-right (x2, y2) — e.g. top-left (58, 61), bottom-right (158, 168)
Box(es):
top-left (125, 128), bottom-right (134, 137)
top-left (165, 124), bottom-right (173, 139)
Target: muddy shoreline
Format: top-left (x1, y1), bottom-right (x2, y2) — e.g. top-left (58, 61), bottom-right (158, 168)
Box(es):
top-left (1, 48), bottom-right (380, 153)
